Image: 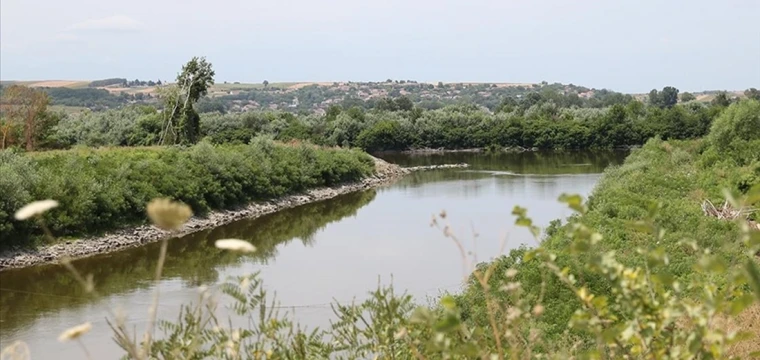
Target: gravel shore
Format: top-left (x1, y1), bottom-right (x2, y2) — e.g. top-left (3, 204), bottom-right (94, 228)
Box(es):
top-left (0, 158), bottom-right (467, 270)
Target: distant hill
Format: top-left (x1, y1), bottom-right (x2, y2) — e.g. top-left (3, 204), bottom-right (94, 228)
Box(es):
top-left (1, 79), bottom-right (750, 114)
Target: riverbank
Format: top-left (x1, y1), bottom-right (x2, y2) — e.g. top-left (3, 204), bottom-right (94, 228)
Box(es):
top-left (0, 158), bottom-right (468, 270)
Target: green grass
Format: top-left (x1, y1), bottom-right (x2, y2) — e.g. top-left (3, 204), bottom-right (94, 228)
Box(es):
top-left (455, 136), bottom-right (759, 345)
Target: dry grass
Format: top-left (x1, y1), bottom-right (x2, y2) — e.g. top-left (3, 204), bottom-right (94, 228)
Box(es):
top-left (27, 80), bottom-right (89, 88)
top-left (715, 304), bottom-right (760, 358)
top-left (286, 82), bottom-right (333, 90)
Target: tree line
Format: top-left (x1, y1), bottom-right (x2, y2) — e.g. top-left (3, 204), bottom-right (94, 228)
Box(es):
top-left (45, 90), bottom-right (741, 153)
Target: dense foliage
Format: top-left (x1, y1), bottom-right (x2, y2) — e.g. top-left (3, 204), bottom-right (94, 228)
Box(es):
top-left (454, 100), bottom-right (760, 352)
top-left (0, 138), bottom-right (374, 249)
top-left (51, 98), bottom-right (731, 152)
top-left (41, 87), bottom-right (130, 110)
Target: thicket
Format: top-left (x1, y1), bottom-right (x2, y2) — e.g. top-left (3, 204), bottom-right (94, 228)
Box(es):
top-left (455, 100), bottom-right (760, 352)
top-left (42, 87), bottom-right (129, 110)
top-left (50, 98), bottom-right (730, 153)
top-left (0, 138), bottom-right (374, 249)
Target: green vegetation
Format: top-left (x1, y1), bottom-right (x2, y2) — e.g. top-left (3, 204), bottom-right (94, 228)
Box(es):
top-left (2, 101), bottom-right (759, 359)
top-left (453, 100), bottom-right (760, 350)
top-left (42, 87), bottom-right (131, 110)
top-left (0, 138), bottom-right (374, 250)
top-left (88, 78), bottom-right (128, 87)
top-left (115, 101), bottom-right (757, 359)
top-left (51, 92), bottom-right (727, 152)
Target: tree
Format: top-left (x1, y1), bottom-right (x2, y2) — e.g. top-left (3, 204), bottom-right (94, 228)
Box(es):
top-left (648, 89), bottom-right (660, 107)
top-left (745, 88), bottom-right (760, 101)
top-left (326, 104), bottom-right (342, 121)
top-left (394, 96), bottom-right (414, 111)
top-left (160, 57), bottom-right (215, 144)
top-left (263, 80), bottom-right (269, 88)
top-left (649, 87), bottom-right (679, 108)
top-left (680, 92), bottom-right (696, 102)
top-left (0, 85), bottom-right (50, 150)
top-left (711, 91), bottom-right (732, 107)
top-left (660, 86), bottom-right (679, 108)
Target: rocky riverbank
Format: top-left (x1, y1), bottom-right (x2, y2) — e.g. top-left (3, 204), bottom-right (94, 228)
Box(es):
top-left (0, 158), bottom-right (468, 270)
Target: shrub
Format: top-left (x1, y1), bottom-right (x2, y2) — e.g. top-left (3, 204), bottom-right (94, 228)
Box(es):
top-left (707, 100), bottom-right (760, 166)
top-left (0, 140), bottom-right (374, 249)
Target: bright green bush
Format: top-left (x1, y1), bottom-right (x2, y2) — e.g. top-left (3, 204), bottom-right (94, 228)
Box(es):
top-left (707, 100), bottom-right (760, 166)
top-left (0, 140), bottom-right (374, 249)
top-left (456, 138), bottom-right (758, 347)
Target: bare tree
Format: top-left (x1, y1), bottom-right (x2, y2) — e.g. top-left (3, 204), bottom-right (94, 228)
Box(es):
top-left (0, 85), bottom-right (49, 150)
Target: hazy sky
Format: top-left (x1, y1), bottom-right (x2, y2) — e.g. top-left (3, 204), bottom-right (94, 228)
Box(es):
top-left (1, 0), bottom-right (758, 93)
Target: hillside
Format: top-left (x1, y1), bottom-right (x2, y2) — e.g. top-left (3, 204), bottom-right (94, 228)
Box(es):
top-left (0, 79), bottom-right (752, 115)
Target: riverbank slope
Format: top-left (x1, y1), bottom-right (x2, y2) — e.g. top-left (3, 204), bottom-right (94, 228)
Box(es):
top-left (0, 156), bottom-right (466, 270)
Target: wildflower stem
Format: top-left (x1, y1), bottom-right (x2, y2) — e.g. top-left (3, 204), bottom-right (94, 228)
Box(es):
top-left (144, 238), bottom-right (169, 355)
top-left (76, 338), bottom-right (93, 360)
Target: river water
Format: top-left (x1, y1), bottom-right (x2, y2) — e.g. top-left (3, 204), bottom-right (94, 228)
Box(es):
top-left (0, 151), bottom-right (626, 359)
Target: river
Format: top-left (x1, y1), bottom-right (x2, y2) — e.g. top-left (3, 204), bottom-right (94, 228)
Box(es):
top-left (0, 150), bottom-right (627, 359)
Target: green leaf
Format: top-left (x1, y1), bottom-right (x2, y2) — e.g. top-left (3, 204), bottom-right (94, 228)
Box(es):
top-left (646, 201), bottom-right (662, 218)
top-left (440, 296), bottom-right (456, 310)
top-left (559, 193), bottom-right (585, 214)
top-left (434, 313), bottom-right (461, 332)
top-left (652, 272), bottom-right (675, 288)
top-left (730, 294), bottom-right (756, 316)
top-left (723, 188), bottom-right (740, 208)
top-left (625, 220), bottom-right (653, 234)
top-left (746, 184), bottom-right (760, 204)
top-left (698, 255), bottom-right (727, 274)
top-left (745, 260), bottom-right (760, 301)
top-left (523, 250), bottom-right (536, 262)
top-left (410, 307), bottom-right (433, 324)
top-left (515, 217), bottom-right (533, 227)
top-left (511, 206), bottom-right (527, 217)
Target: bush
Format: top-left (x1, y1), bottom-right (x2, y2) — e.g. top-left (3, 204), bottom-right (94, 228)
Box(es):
top-left (707, 100), bottom-right (760, 165)
top-left (0, 140), bottom-right (374, 249)
top-left (456, 138), bottom-right (757, 345)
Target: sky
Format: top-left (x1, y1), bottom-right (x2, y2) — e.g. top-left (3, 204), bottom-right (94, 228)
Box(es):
top-left (1, 0), bottom-right (759, 93)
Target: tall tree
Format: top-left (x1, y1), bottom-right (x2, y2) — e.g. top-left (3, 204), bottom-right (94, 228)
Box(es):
top-left (680, 92), bottom-right (696, 102)
top-left (649, 87), bottom-right (679, 108)
top-left (745, 88), bottom-right (760, 101)
top-left (660, 86), bottom-right (679, 108)
top-left (711, 91), bottom-right (732, 107)
top-left (160, 57), bottom-right (215, 144)
top-left (0, 85), bottom-right (49, 150)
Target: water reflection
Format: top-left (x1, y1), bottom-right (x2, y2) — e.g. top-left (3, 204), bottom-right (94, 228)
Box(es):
top-left (378, 150), bottom-right (627, 174)
top-left (0, 190), bottom-right (376, 337)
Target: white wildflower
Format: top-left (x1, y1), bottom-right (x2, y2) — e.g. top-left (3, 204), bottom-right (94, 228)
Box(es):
top-left (215, 239), bottom-right (256, 253)
top-left (15, 200), bottom-right (58, 220)
top-left (57, 322), bottom-right (92, 342)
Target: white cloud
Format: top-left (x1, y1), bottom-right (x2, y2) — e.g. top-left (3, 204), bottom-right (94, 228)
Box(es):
top-left (67, 15), bottom-right (145, 32)
top-left (54, 33), bottom-right (80, 41)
